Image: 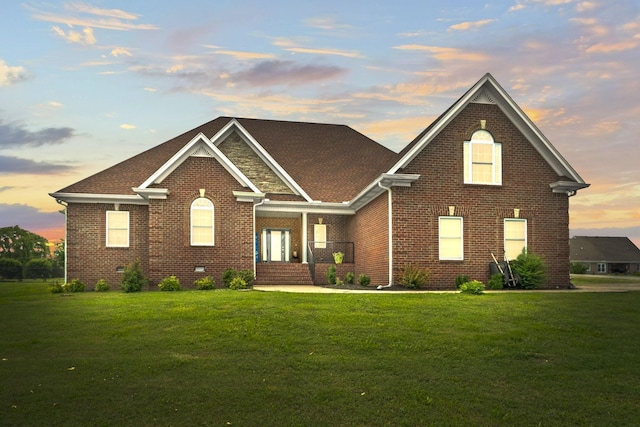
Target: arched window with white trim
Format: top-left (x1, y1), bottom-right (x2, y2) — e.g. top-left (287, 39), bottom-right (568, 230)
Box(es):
top-left (464, 130), bottom-right (502, 185)
top-left (191, 198), bottom-right (214, 246)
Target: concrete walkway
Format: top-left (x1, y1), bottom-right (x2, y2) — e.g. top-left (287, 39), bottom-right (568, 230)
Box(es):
top-left (253, 281), bottom-right (640, 294)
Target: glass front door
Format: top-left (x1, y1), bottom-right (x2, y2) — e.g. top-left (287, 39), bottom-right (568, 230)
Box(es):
top-left (261, 229), bottom-right (290, 262)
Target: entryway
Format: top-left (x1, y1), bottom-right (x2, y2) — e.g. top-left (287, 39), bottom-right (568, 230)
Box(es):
top-left (261, 228), bottom-right (291, 262)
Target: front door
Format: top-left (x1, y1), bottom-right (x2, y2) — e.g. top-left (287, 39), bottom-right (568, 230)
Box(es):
top-left (261, 228), bottom-right (291, 262)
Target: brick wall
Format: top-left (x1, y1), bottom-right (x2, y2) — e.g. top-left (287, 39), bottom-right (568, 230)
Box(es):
top-left (393, 103), bottom-right (571, 289)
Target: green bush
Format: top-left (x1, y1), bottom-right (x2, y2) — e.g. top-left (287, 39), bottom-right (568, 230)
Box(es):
top-left (194, 276), bottom-right (215, 290)
top-left (65, 278), bottom-right (85, 293)
top-left (460, 280), bottom-right (485, 294)
top-left (223, 268), bottom-right (254, 287)
top-left (229, 276), bottom-right (247, 290)
top-left (49, 280), bottom-right (64, 293)
top-left (488, 273), bottom-right (504, 290)
top-left (357, 273), bottom-right (371, 287)
top-left (0, 258), bottom-right (23, 280)
top-left (121, 260), bottom-right (147, 293)
top-left (94, 279), bottom-right (110, 292)
top-left (327, 265), bottom-right (337, 285)
top-left (455, 274), bottom-right (470, 289)
top-left (511, 250), bottom-right (546, 289)
top-left (158, 275), bottom-right (181, 291)
top-left (400, 265), bottom-right (430, 289)
top-left (345, 271), bottom-right (355, 285)
top-left (24, 258), bottom-right (52, 281)
top-left (570, 262), bottom-right (588, 274)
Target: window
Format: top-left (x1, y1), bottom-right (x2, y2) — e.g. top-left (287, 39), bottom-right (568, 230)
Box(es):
top-left (106, 211), bottom-right (129, 247)
top-left (191, 198), bottom-right (214, 246)
top-left (314, 224), bottom-right (327, 249)
top-left (439, 217), bottom-right (463, 260)
top-left (504, 219), bottom-right (527, 260)
top-left (597, 263), bottom-right (606, 273)
top-left (464, 130), bottom-right (502, 185)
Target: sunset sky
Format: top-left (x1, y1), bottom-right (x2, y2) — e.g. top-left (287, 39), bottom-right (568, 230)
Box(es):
top-left (1, 1), bottom-right (638, 247)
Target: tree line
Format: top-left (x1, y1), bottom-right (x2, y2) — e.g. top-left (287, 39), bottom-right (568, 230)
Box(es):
top-left (0, 225), bottom-right (64, 280)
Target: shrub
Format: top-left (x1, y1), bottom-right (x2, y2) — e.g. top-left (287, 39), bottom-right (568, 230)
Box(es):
top-left (511, 250), bottom-right (546, 289)
top-left (400, 265), bottom-right (430, 289)
top-left (357, 273), bottom-right (371, 287)
top-left (24, 258), bottom-right (52, 281)
top-left (158, 275), bottom-right (181, 291)
top-left (327, 265), bottom-right (337, 285)
top-left (223, 268), bottom-right (254, 287)
top-left (121, 260), bottom-right (147, 293)
top-left (94, 279), bottom-right (110, 292)
top-left (49, 280), bottom-right (64, 293)
top-left (345, 271), bottom-right (355, 285)
top-left (460, 280), bottom-right (485, 294)
top-left (455, 274), bottom-right (470, 289)
top-left (488, 273), bottom-right (504, 290)
top-left (65, 278), bottom-right (85, 293)
top-left (194, 276), bottom-right (215, 290)
top-left (229, 276), bottom-right (247, 290)
top-left (0, 258), bottom-right (23, 280)
top-left (570, 262), bottom-right (588, 274)
top-left (335, 277), bottom-right (344, 286)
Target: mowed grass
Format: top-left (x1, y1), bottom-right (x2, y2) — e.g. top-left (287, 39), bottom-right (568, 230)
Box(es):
top-left (1, 282), bottom-right (639, 426)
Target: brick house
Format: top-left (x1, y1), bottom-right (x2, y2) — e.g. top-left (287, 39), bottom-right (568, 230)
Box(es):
top-left (50, 73), bottom-right (589, 289)
top-left (570, 236), bottom-right (640, 274)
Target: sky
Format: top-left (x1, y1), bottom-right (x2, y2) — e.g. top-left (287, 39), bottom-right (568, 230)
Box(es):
top-left (0, 0), bottom-right (639, 247)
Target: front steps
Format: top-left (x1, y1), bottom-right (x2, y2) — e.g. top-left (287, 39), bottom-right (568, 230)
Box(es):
top-left (255, 263), bottom-right (314, 285)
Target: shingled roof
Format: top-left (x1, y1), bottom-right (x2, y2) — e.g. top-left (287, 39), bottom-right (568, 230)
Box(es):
top-left (570, 236), bottom-right (640, 263)
top-left (56, 117), bottom-right (397, 203)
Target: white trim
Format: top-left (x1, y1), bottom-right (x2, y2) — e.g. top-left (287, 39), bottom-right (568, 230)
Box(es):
top-left (504, 218), bottom-right (527, 260)
top-left (190, 198), bottom-right (215, 246)
top-left (439, 216), bottom-right (464, 261)
top-left (49, 192), bottom-right (148, 205)
top-left (106, 210), bottom-right (130, 247)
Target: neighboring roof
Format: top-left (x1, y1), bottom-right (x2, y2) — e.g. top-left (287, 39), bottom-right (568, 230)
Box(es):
top-left (390, 73), bottom-right (589, 195)
top-left (54, 117), bottom-right (397, 203)
top-left (570, 236), bottom-right (640, 263)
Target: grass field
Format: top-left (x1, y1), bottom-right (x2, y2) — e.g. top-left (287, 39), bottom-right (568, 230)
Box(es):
top-left (1, 281), bottom-right (639, 426)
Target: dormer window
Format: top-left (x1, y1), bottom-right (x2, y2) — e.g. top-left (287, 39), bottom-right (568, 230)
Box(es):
top-left (464, 130), bottom-right (502, 185)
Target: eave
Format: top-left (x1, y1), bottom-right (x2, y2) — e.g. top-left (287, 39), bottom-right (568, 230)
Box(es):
top-left (49, 192), bottom-right (148, 205)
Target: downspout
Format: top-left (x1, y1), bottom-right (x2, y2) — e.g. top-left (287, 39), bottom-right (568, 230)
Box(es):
top-left (253, 198), bottom-right (266, 279)
top-left (377, 182), bottom-right (393, 289)
top-left (55, 199), bottom-right (68, 284)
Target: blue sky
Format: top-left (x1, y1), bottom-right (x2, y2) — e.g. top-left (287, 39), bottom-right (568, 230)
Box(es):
top-left (1, 0), bottom-right (639, 246)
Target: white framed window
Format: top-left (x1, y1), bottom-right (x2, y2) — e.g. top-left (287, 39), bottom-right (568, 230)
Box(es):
top-left (464, 130), bottom-right (502, 185)
top-left (439, 216), bottom-right (463, 260)
top-left (191, 198), bottom-right (214, 246)
top-left (504, 218), bottom-right (527, 260)
top-left (106, 211), bottom-right (129, 247)
top-left (314, 224), bottom-right (327, 249)
top-left (597, 263), bottom-right (606, 273)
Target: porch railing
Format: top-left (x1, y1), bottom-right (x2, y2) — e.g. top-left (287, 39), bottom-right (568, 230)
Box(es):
top-left (307, 241), bottom-right (355, 284)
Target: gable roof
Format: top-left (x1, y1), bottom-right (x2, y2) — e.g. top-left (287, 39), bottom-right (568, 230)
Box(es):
top-left (389, 73), bottom-right (589, 195)
top-left (570, 236), bottom-right (640, 263)
top-left (53, 117), bottom-right (397, 204)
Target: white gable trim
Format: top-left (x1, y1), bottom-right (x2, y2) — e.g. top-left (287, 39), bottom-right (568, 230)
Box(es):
top-left (389, 73), bottom-right (588, 187)
top-left (212, 119), bottom-right (314, 203)
top-left (137, 132), bottom-right (261, 193)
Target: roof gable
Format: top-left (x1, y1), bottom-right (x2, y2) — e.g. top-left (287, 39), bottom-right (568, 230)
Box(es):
top-left (389, 73), bottom-right (589, 193)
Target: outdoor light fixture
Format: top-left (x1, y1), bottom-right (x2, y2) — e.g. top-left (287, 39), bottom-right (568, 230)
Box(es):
top-left (199, 189), bottom-right (205, 198)
top-left (480, 119), bottom-right (486, 129)
top-left (448, 206), bottom-right (455, 216)
top-left (514, 208), bottom-right (520, 218)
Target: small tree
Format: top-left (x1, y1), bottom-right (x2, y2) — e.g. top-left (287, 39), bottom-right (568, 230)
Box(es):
top-left (120, 260), bottom-right (148, 292)
top-left (570, 262), bottom-right (588, 274)
top-left (327, 265), bottom-right (337, 285)
top-left (400, 265), bottom-right (430, 289)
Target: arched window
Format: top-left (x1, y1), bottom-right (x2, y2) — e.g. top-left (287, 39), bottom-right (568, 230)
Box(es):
top-left (191, 198), bottom-right (214, 246)
top-left (464, 130), bottom-right (502, 185)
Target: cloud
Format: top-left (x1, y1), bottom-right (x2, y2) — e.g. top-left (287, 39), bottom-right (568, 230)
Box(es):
top-left (212, 50), bottom-right (277, 60)
top-left (0, 120), bottom-right (75, 148)
top-left (27, 3), bottom-right (159, 31)
top-left (0, 155), bottom-right (74, 175)
top-left (52, 25), bottom-right (96, 45)
top-left (576, 1), bottom-right (598, 12)
top-left (509, 4), bottom-right (526, 11)
top-left (393, 44), bottom-right (488, 61)
top-left (120, 124), bottom-right (136, 129)
top-left (274, 37), bottom-right (363, 58)
top-left (585, 41), bottom-right (638, 53)
top-left (0, 59), bottom-right (28, 86)
top-left (111, 48), bottom-right (133, 57)
top-left (449, 19), bottom-right (495, 31)
top-left (231, 60), bottom-right (346, 87)
top-left (303, 17), bottom-right (355, 32)
top-left (0, 203), bottom-right (65, 238)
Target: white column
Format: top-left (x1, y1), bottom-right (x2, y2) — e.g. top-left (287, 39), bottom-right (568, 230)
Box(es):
top-left (302, 212), bottom-right (308, 263)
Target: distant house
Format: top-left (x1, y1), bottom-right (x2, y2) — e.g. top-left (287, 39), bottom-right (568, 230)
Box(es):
top-left (50, 73), bottom-right (589, 289)
top-left (570, 236), bottom-right (640, 274)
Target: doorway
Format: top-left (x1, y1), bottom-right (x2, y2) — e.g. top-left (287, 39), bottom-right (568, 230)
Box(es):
top-left (261, 228), bottom-right (291, 262)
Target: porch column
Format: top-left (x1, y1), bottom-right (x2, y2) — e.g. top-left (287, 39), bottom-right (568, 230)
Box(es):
top-left (302, 212), bottom-right (308, 263)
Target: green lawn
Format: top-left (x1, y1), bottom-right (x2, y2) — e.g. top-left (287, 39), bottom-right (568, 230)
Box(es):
top-left (1, 282), bottom-right (639, 426)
